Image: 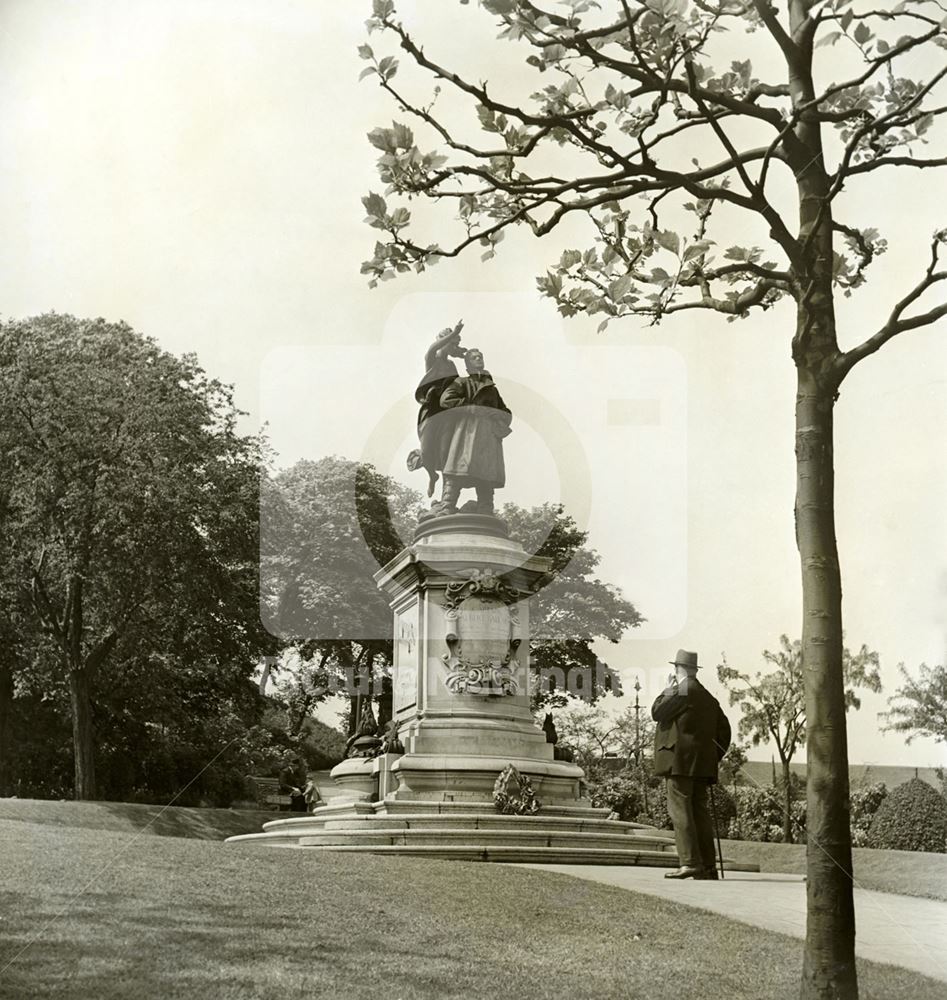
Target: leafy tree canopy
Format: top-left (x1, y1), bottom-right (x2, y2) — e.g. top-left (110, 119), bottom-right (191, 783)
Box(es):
top-left (553, 698), bottom-right (656, 769)
top-left (359, 0), bottom-right (947, 350)
top-left (260, 456), bottom-right (424, 732)
top-left (0, 313), bottom-right (275, 797)
top-left (718, 634), bottom-right (882, 763)
top-left (880, 662), bottom-right (947, 744)
top-left (502, 502), bottom-right (643, 706)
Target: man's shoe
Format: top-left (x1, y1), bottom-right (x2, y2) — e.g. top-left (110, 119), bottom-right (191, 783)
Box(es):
top-left (694, 869), bottom-right (719, 880)
top-left (664, 866), bottom-right (702, 879)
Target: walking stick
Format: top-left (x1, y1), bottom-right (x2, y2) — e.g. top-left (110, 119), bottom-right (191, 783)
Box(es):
top-left (709, 784), bottom-right (725, 880)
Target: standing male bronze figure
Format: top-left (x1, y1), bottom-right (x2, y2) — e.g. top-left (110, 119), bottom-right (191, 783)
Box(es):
top-left (409, 321), bottom-right (512, 519)
top-left (651, 649), bottom-right (731, 880)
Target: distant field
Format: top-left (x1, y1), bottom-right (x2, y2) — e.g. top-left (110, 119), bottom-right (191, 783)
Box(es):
top-left (0, 809), bottom-right (943, 1000)
top-left (719, 839), bottom-right (947, 902)
top-left (738, 761), bottom-right (943, 791)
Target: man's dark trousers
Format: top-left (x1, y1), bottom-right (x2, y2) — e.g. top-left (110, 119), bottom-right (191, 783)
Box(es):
top-left (666, 775), bottom-right (716, 871)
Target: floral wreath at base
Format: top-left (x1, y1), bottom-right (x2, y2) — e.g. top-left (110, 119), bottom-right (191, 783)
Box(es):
top-left (493, 763), bottom-right (541, 816)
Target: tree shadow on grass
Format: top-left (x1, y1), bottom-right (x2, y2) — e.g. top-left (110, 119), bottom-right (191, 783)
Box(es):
top-left (95, 802), bottom-right (273, 841)
top-left (0, 799), bottom-right (274, 842)
top-left (0, 891), bottom-right (486, 1000)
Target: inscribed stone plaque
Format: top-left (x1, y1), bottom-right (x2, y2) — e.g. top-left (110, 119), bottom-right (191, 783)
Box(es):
top-left (394, 604), bottom-right (419, 711)
top-left (457, 596), bottom-right (511, 668)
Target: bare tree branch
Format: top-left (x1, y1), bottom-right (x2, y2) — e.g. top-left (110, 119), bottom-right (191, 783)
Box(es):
top-left (837, 232), bottom-right (947, 378)
top-left (842, 155), bottom-right (947, 178)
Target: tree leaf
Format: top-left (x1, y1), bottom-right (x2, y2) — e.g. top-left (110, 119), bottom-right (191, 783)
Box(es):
top-left (391, 121), bottom-right (414, 149)
top-left (361, 192), bottom-right (387, 219)
top-left (367, 128), bottom-right (393, 151)
top-left (609, 274), bottom-right (633, 300)
top-left (655, 230), bottom-right (681, 255)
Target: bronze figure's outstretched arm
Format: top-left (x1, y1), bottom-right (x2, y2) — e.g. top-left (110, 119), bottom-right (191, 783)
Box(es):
top-left (424, 319), bottom-right (464, 369)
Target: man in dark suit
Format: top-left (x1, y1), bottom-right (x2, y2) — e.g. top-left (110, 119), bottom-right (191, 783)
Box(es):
top-left (652, 649), bottom-right (731, 880)
top-left (278, 753), bottom-right (308, 813)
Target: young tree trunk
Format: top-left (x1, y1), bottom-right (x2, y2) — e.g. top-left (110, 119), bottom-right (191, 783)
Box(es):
top-left (795, 366), bottom-right (856, 1000)
top-left (348, 694), bottom-right (360, 738)
top-left (290, 693), bottom-right (313, 737)
top-left (0, 661), bottom-right (13, 797)
top-left (783, 9), bottom-right (858, 985)
top-left (780, 754), bottom-right (794, 845)
top-left (69, 666), bottom-right (96, 799)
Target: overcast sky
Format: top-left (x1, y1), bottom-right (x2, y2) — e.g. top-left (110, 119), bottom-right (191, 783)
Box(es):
top-left (2, 0), bottom-right (945, 767)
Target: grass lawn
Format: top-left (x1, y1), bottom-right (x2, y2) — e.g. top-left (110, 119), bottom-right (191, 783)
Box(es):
top-left (719, 839), bottom-right (947, 902)
top-left (0, 806), bottom-right (944, 1000)
top-left (0, 797), bottom-right (274, 841)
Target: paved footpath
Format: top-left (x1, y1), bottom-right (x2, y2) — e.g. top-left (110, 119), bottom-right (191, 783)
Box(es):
top-left (516, 865), bottom-right (947, 984)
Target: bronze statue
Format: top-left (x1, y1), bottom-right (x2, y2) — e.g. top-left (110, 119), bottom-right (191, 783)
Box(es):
top-left (379, 718), bottom-right (405, 756)
top-left (344, 702), bottom-right (382, 759)
top-left (408, 322), bottom-right (512, 519)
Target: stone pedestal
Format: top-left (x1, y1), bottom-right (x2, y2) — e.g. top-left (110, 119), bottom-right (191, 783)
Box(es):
top-left (328, 757), bottom-right (375, 802)
top-left (374, 513), bottom-right (587, 806)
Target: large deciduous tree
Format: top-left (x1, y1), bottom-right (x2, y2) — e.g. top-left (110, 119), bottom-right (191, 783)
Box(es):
top-left (357, 2), bottom-right (947, 994)
top-left (501, 502), bottom-right (642, 707)
top-left (0, 314), bottom-right (274, 800)
top-left (261, 456), bottom-right (423, 734)
top-left (718, 635), bottom-right (881, 843)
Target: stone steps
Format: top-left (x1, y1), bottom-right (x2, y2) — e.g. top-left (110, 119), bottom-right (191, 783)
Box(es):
top-left (293, 828), bottom-right (677, 851)
top-left (255, 809), bottom-right (675, 846)
top-left (230, 841), bottom-right (757, 869)
top-left (375, 801), bottom-right (614, 819)
top-left (316, 814), bottom-right (660, 835)
top-left (225, 802), bottom-right (756, 873)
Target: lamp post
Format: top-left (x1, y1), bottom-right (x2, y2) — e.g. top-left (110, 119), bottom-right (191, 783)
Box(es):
top-left (633, 677), bottom-right (641, 766)
top-left (634, 676), bottom-right (649, 814)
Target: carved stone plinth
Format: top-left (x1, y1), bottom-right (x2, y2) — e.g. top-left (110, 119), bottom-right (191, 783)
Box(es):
top-left (373, 518), bottom-right (588, 806)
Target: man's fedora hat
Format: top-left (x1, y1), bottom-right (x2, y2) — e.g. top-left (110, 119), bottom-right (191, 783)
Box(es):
top-left (669, 649), bottom-right (700, 670)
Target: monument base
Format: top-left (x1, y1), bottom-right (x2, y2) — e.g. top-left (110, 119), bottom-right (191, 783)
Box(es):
top-left (224, 798), bottom-right (757, 870)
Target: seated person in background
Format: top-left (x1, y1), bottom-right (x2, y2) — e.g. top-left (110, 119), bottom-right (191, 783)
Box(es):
top-left (278, 753), bottom-right (308, 813)
top-left (303, 777), bottom-right (321, 812)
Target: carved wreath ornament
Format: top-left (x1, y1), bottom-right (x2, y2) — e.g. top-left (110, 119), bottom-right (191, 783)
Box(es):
top-left (442, 568), bottom-right (528, 697)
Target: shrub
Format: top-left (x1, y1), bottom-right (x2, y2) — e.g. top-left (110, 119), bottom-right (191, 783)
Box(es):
top-left (635, 782), bottom-right (672, 831)
top-left (867, 778), bottom-right (947, 853)
top-left (773, 768), bottom-right (806, 801)
top-left (709, 784), bottom-right (736, 833)
top-left (717, 779), bottom-right (891, 846)
top-left (586, 767), bottom-right (670, 828)
top-left (727, 785), bottom-right (805, 842)
top-left (635, 800), bottom-right (671, 831)
top-left (850, 782), bottom-right (888, 847)
top-left (587, 768), bottom-right (647, 820)
top-left (790, 799), bottom-right (807, 844)
top-left (588, 769), bottom-right (735, 834)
